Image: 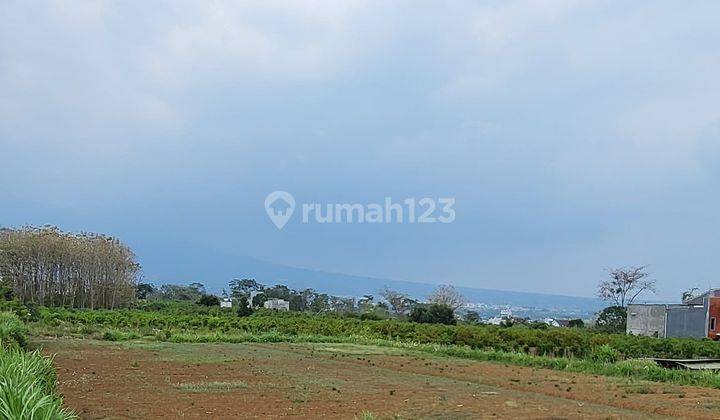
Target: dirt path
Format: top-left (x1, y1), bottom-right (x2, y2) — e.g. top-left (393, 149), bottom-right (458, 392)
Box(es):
top-left (38, 338), bottom-right (720, 419)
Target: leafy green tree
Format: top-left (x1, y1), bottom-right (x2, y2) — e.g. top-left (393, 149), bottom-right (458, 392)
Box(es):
top-left (309, 293), bottom-right (330, 313)
top-left (252, 292), bottom-right (268, 308)
top-left (236, 295), bottom-right (253, 317)
top-left (188, 282), bottom-right (206, 295)
top-left (594, 306), bottom-right (627, 333)
top-left (264, 284), bottom-right (292, 300)
top-left (463, 310), bottom-right (480, 324)
top-left (409, 303), bottom-right (456, 325)
top-left (288, 294), bottom-right (304, 311)
top-left (157, 284), bottom-right (204, 301)
top-left (568, 319), bottom-right (585, 328)
top-left (229, 278), bottom-right (263, 299)
top-left (329, 296), bottom-right (356, 313)
top-left (136, 283), bottom-right (156, 300)
top-left (197, 294), bottom-right (220, 306)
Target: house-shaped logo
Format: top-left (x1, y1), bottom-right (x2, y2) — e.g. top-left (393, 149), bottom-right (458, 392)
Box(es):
top-left (264, 191), bottom-right (295, 230)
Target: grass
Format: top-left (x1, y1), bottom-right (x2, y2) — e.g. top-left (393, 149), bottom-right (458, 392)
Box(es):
top-left (173, 381), bottom-right (247, 393)
top-left (30, 308), bottom-right (720, 391)
top-left (355, 411), bottom-right (377, 420)
top-left (93, 331), bottom-right (720, 390)
top-left (0, 311), bottom-right (76, 419)
top-left (0, 346), bottom-right (76, 419)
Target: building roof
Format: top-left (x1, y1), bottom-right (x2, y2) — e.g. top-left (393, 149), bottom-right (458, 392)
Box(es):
top-left (684, 289), bottom-right (720, 305)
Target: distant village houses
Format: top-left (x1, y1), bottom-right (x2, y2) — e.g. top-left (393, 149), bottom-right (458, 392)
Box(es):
top-left (264, 298), bottom-right (290, 311)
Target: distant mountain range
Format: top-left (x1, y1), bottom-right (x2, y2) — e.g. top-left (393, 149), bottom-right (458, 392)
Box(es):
top-left (141, 251), bottom-right (605, 319)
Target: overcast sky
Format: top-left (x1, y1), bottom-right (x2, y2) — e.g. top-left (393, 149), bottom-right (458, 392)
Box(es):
top-left (2, 1), bottom-right (720, 299)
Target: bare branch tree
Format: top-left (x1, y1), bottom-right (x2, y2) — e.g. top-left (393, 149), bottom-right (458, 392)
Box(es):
top-left (380, 287), bottom-right (416, 316)
top-left (597, 266), bottom-right (655, 307)
top-left (428, 284), bottom-right (466, 310)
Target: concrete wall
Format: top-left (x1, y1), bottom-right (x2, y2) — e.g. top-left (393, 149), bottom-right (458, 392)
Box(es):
top-left (665, 301), bottom-right (708, 339)
top-left (627, 304), bottom-right (666, 337)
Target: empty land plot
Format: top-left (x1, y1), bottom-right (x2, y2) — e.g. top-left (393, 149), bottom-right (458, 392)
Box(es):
top-left (38, 338), bottom-right (720, 419)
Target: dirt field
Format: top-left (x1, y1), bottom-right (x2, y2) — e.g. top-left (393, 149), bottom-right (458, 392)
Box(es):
top-left (37, 338), bottom-right (720, 419)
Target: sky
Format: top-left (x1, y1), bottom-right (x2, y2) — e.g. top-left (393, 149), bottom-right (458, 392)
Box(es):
top-left (2, 1), bottom-right (720, 300)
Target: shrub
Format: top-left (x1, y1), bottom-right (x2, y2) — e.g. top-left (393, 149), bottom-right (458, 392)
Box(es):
top-left (590, 344), bottom-right (621, 363)
top-left (0, 312), bottom-right (28, 349)
top-left (102, 330), bottom-right (122, 341)
top-left (102, 330), bottom-right (139, 341)
top-left (360, 311), bottom-right (387, 321)
top-left (568, 319), bottom-right (584, 328)
top-left (409, 304), bottom-right (456, 325)
top-left (0, 300), bottom-right (37, 323)
top-left (594, 306), bottom-right (627, 334)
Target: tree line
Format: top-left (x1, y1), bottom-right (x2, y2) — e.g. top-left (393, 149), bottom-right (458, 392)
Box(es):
top-left (136, 278), bottom-right (469, 324)
top-left (0, 226), bottom-right (140, 309)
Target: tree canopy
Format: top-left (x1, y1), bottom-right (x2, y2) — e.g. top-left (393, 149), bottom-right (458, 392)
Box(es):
top-left (0, 226), bottom-right (139, 309)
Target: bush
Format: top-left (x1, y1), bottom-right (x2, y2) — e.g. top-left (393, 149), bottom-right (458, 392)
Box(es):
top-left (0, 299), bottom-right (38, 323)
top-left (102, 330), bottom-right (140, 342)
top-left (568, 319), bottom-right (584, 328)
top-left (102, 330), bottom-right (122, 341)
top-left (590, 344), bottom-right (621, 363)
top-left (0, 312), bottom-right (28, 349)
top-left (409, 304), bottom-right (456, 325)
top-left (594, 306), bottom-right (627, 334)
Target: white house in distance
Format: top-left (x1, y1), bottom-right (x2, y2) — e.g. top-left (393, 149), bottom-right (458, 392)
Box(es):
top-left (220, 298), bottom-right (233, 308)
top-left (264, 298), bottom-right (290, 311)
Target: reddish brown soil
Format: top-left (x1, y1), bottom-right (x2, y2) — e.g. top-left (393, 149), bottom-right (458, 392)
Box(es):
top-left (38, 339), bottom-right (720, 419)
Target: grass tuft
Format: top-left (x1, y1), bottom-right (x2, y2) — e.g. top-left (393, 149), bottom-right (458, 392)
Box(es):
top-left (173, 381), bottom-right (248, 393)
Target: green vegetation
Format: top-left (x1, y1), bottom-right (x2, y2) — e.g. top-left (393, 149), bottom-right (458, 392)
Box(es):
top-left (173, 381), bottom-right (247, 393)
top-left (0, 226), bottom-right (139, 309)
top-left (0, 312), bottom-right (28, 348)
top-left (355, 411), bottom-right (377, 420)
top-left (197, 294), bottom-right (220, 307)
top-left (408, 303), bottom-right (456, 325)
top-left (0, 312), bottom-right (75, 419)
top-left (594, 306), bottom-right (627, 334)
top-left (34, 305), bottom-right (720, 361)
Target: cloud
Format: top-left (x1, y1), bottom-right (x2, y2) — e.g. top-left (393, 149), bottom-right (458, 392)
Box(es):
top-left (2, 1), bottom-right (720, 297)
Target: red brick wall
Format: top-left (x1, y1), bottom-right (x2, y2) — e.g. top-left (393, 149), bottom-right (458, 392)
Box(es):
top-left (708, 297), bottom-right (720, 339)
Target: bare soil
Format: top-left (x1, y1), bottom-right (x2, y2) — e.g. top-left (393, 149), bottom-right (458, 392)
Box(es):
top-left (38, 338), bottom-right (720, 419)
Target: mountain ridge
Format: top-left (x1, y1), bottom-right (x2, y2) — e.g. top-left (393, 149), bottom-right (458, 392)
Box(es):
top-left (140, 249), bottom-right (605, 317)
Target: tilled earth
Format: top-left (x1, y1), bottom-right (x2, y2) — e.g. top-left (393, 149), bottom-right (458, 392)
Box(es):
top-left (38, 338), bottom-right (720, 419)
